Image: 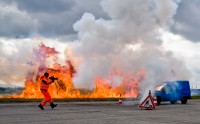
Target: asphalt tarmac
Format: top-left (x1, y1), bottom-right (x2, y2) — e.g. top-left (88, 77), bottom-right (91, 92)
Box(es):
top-left (0, 100), bottom-right (200, 124)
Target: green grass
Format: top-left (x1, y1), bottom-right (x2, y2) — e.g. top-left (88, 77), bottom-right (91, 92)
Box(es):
top-left (1, 96), bottom-right (199, 103)
top-left (0, 98), bottom-right (41, 103)
top-left (191, 96), bottom-right (200, 99)
top-left (0, 98), bottom-right (131, 103)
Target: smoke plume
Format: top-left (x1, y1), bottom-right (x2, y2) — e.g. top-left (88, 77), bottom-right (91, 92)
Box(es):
top-left (69, 0), bottom-right (190, 94)
top-left (0, 38), bottom-right (64, 86)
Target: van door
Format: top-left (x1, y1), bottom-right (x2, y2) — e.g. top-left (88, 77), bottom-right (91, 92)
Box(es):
top-left (162, 84), bottom-right (178, 103)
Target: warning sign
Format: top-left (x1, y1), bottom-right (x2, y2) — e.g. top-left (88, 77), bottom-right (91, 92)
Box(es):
top-left (139, 90), bottom-right (155, 110)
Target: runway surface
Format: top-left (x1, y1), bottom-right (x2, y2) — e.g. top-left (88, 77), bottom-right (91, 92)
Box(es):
top-left (0, 100), bottom-right (200, 124)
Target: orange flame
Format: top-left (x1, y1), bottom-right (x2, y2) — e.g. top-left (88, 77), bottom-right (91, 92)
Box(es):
top-left (11, 67), bottom-right (146, 98)
top-left (33, 42), bottom-right (59, 62)
top-left (8, 43), bottom-right (146, 98)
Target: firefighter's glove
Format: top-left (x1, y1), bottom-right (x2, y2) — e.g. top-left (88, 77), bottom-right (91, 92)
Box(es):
top-left (49, 76), bottom-right (55, 82)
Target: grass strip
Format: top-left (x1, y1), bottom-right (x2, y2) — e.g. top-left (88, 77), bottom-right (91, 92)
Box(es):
top-left (1, 96), bottom-right (199, 103)
top-left (0, 98), bottom-right (136, 103)
top-left (191, 96), bottom-right (200, 99)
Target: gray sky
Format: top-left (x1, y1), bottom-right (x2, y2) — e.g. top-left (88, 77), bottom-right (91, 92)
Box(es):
top-left (0, 0), bottom-right (200, 89)
top-left (0, 0), bottom-right (200, 42)
top-left (171, 0), bottom-right (200, 42)
top-left (0, 0), bottom-right (108, 39)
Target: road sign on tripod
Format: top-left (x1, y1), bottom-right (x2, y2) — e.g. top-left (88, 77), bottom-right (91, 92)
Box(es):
top-left (139, 90), bottom-right (155, 110)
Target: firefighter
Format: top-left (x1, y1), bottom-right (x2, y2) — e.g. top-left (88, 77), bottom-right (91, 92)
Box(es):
top-left (38, 72), bottom-right (57, 110)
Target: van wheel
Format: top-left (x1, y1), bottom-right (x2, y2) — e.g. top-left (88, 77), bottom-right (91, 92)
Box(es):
top-left (181, 97), bottom-right (187, 104)
top-left (170, 100), bottom-right (176, 104)
top-left (157, 97), bottom-right (161, 106)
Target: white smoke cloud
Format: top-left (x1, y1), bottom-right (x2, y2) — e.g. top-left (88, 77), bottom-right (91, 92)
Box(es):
top-left (153, 0), bottom-right (181, 26)
top-left (70, 0), bottom-right (191, 95)
top-left (0, 38), bottom-right (36, 86)
top-left (0, 37), bottom-right (67, 86)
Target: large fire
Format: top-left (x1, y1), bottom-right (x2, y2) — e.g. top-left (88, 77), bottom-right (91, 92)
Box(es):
top-left (9, 43), bottom-right (146, 98)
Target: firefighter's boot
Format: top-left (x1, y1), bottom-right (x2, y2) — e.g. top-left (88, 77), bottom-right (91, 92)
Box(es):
top-left (38, 104), bottom-right (44, 110)
top-left (50, 103), bottom-right (57, 109)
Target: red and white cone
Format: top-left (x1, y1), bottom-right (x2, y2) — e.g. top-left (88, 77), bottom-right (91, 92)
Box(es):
top-left (153, 96), bottom-right (158, 106)
top-left (118, 99), bottom-right (123, 104)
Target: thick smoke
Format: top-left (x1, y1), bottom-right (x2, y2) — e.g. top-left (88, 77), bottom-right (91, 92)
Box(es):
top-left (70, 0), bottom-right (191, 94)
top-left (0, 38), bottom-right (65, 86)
top-left (0, 39), bottom-right (37, 86)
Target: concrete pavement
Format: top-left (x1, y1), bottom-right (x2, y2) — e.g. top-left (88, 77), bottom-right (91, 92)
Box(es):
top-left (0, 100), bottom-right (200, 124)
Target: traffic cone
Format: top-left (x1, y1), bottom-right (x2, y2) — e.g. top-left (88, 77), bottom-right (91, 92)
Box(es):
top-left (118, 93), bottom-right (123, 105)
top-left (118, 98), bottom-right (123, 105)
top-left (153, 96), bottom-right (158, 106)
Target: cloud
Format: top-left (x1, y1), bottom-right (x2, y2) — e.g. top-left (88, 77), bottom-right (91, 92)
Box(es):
top-left (1, 0), bottom-right (199, 43)
top-left (0, 0), bottom-right (108, 40)
top-left (15, 0), bottom-right (74, 13)
top-left (171, 0), bottom-right (200, 42)
top-left (0, 2), bottom-right (38, 38)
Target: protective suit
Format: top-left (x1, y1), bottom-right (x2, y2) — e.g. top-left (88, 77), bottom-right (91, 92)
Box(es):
top-left (38, 72), bottom-right (57, 110)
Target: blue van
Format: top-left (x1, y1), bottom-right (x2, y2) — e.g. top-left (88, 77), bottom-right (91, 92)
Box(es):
top-left (155, 80), bottom-right (191, 105)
